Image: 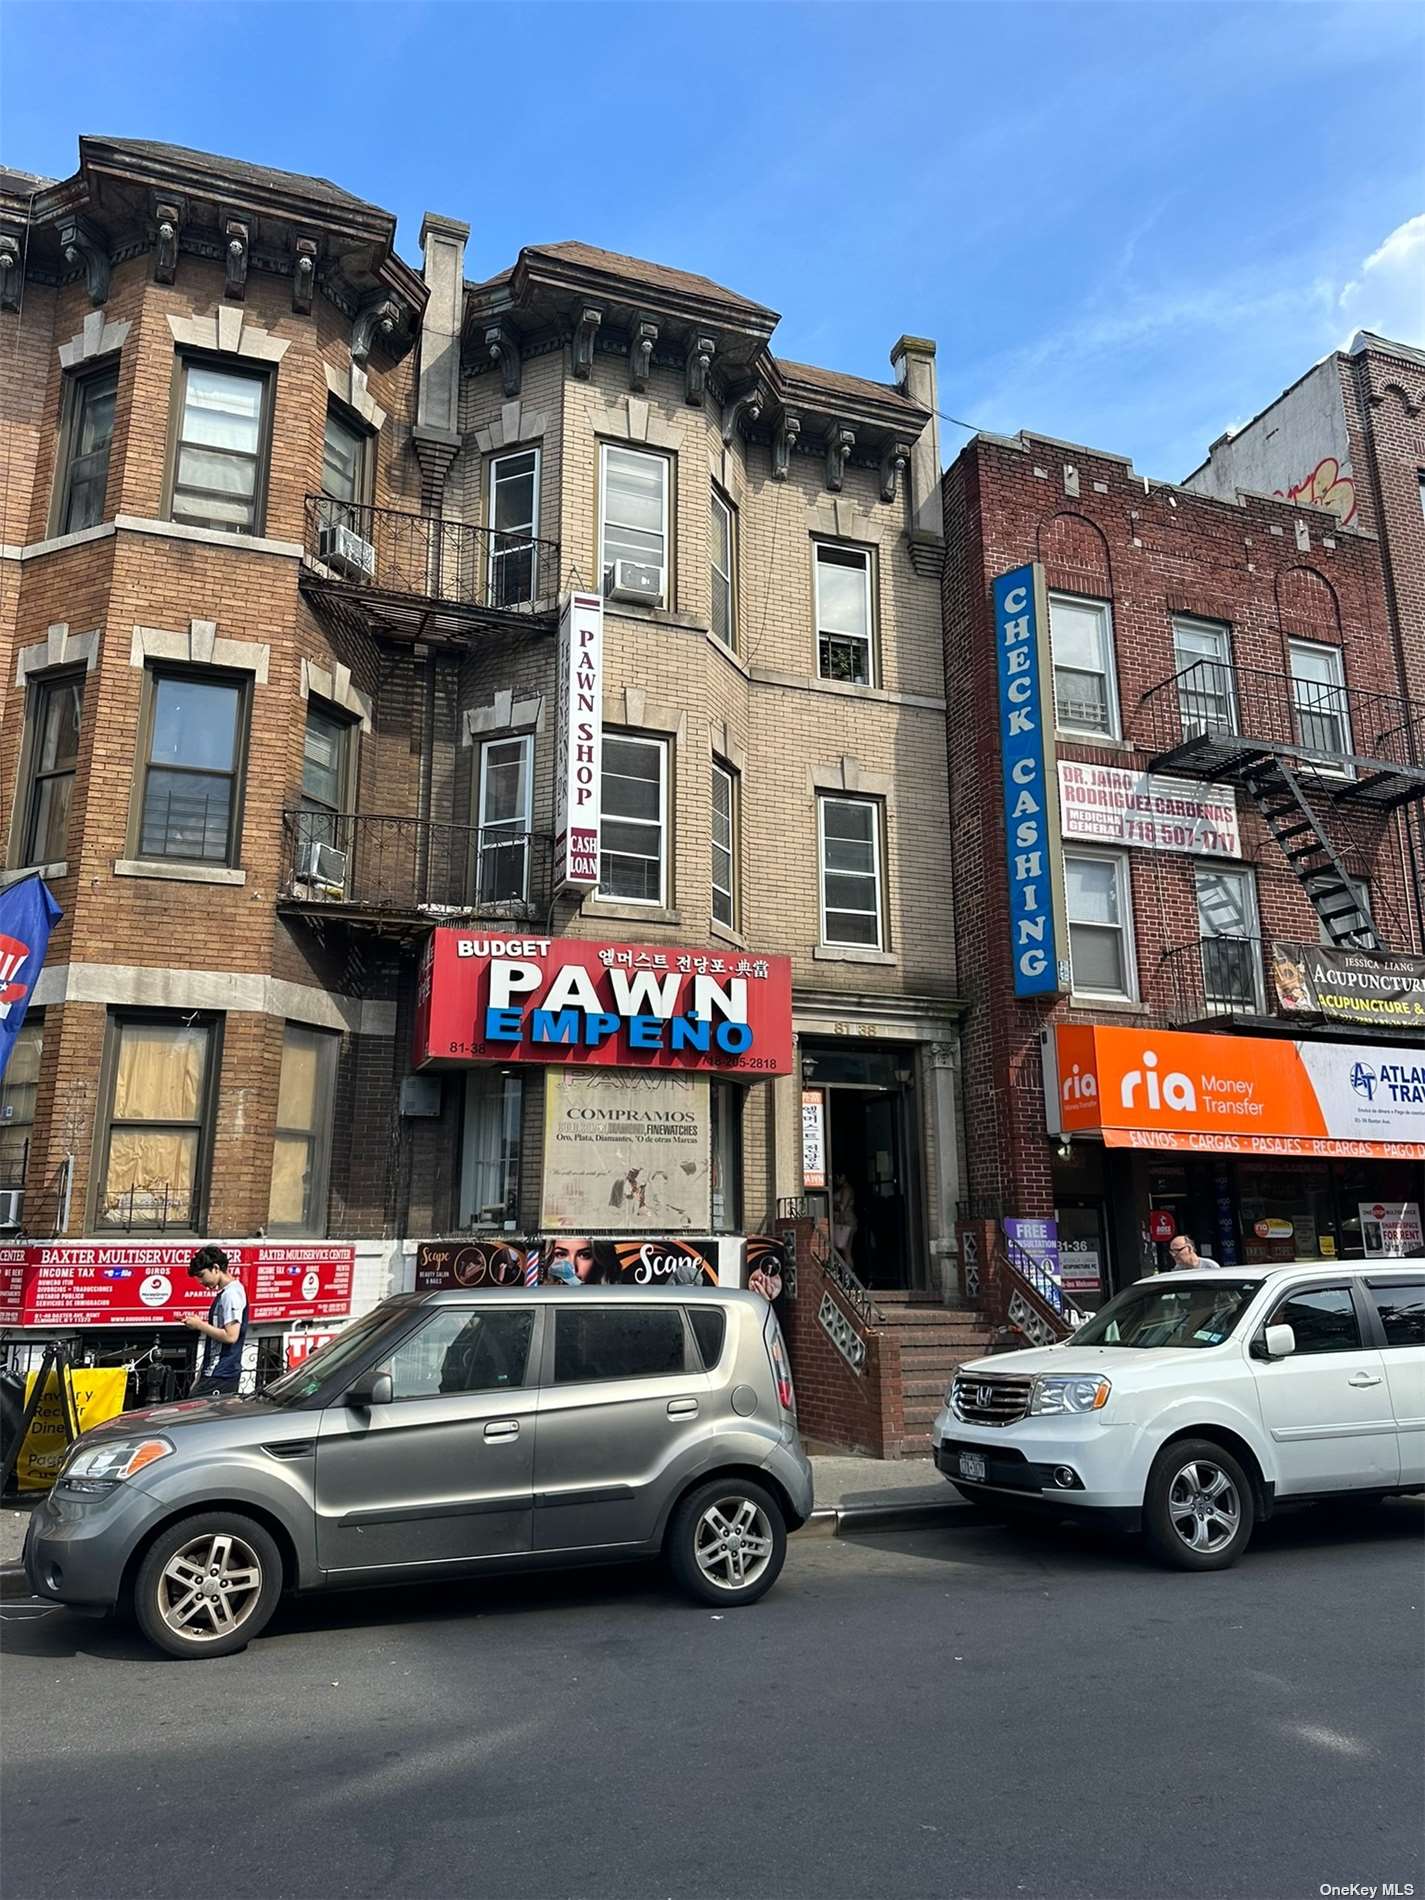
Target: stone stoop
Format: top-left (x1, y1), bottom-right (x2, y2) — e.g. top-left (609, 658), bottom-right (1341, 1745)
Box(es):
top-left (872, 1290), bottom-right (995, 1457)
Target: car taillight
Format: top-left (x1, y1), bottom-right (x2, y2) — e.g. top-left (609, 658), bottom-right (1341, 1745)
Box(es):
top-left (766, 1322), bottom-right (796, 1416)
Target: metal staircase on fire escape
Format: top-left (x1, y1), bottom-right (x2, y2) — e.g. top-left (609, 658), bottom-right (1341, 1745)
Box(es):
top-left (1242, 759), bottom-right (1380, 950)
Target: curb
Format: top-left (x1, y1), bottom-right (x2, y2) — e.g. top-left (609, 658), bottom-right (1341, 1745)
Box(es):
top-left (804, 1498), bottom-right (980, 1538)
top-left (1, 1562), bottom-right (32, 1601)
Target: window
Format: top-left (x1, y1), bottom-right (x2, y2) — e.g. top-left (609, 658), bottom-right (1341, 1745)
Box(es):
top-left (815, 545), bottom-right (873, 685)
top-left (710, 1078), bottom-right (743, 1233)
top-left (1319, 876), bottom-right (1372, 947)
top-left (601, 445), bottom-right (667, 594)
top-left (321, 405), bottom-right (367, 507)
top-left (460, 1070), bottom-right (523, 1228)
top-left (138, 672), bottom-right (249, 864)
top-left (169, 360), bottom-right (270, 535)
top-left (300, 702), bottom-right (353, 856)
top-left (599, 734), bottom-right (666, 903)
top-left (688, 1307), bottom-right (727, 1369)
top-left (477, 735), bottom-right (533, 904)
top-left (1288, 640), bottom-right (1352, 767)
top-left (488, 448), bottom-right (540, 607)
top-left (267, 1025), bottom-right (337, 1234)
top-left (97, 1015), bottom-right (218, 1231)
top-left (19, 673), bottom-right (84, 866)
top-left (819, 795), bottom-right (883, 947)
top-left (1195, 865), bottom-right (1262, 1012)
top-left (1065, 851), bottom-right (1136, 1000)
top-left (1173, 617), bottom-right (1236, 739)
top-left (710, 490), bottom-right (735, 649)
top-left (1369, 1281), bottom-right (1425, 1348)
top-left (711, 760), bottom-right (738, 930)
top-left (553, 1307), bottom-right (688, 1384)
top-left (388, 1306), bottom-right (534, 1399)
top-left (1267, 1285), bottom-right (1361, 1354)
top-left (56, 365), bottom-right (118, 534)
top-left (0, 1018), bottom-right (41, 1186)
top-left (1049, 595), bottom-right (1119, 738)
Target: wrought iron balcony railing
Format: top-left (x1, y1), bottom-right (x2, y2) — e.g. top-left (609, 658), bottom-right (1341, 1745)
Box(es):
top-left (279, 810), bottom-right (555, 929)
top-left (300, 495), bottom-right (564, 641)
top-left (1139, 660), bottom-right (1425, 808)
top-left (1159, 935), bottom-right (1273, 1025)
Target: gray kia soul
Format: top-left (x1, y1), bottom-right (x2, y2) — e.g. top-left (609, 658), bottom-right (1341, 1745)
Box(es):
top-left (24, 1287), bottom-right (813, 1659)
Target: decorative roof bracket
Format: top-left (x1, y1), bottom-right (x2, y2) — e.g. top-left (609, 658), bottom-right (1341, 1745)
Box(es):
top-left (58, 215), bottom-right (110, 307)
top-left (223, 217), bottom-right (249, 300)
top-left (629, 312), bottom-right (659, 391)
top-left (880, 439), bottom-right (911, 504)
top-left (152, 198), bottom-right (184, 285)
top-left (352, 294), bottom-right (401, 366)
top-left (685, 333), bottom-right (716, 405)
top-left (485, 319), bottom-right (522, 397)
top-left (571, 304), bottom-right (603, 379)
top-left (0, 233), bottom-right (21, 313)
top-left (722, 386), bottom-right (763, 448)
top-left (825, 422), bottom-right (856, 492)
top-left (292, 236), bottom-right (318, 315)
top-left (772, 411), bottom-right (802, 480)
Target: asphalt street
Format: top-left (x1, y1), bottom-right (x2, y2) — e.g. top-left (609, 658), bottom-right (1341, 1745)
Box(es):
top-left (1, 1499), bottom-right (1421, 1900)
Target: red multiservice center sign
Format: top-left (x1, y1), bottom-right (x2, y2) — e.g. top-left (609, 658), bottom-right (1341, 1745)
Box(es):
top-left (0, 1242), bottom-right (354, 1328)
top-left (414, 933), bottom-right (794, 1076)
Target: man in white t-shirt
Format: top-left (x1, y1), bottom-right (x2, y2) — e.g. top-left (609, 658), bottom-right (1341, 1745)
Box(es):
top-left (182, 1246), bottom-right (249, 1395)
top-left (1167, 1233), bottom-right (1220, 1272)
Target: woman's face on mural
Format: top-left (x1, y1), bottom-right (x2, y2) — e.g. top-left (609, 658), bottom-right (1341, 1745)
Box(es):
top-left (551, 1236), bottom-right (596, 1282)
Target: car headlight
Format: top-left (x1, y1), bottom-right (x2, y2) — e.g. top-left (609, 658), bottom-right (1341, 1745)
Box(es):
top-left (1029, 1376), bottom-right (1111, 1416)
top-left (59, 1436), bottom-right (174, 1493)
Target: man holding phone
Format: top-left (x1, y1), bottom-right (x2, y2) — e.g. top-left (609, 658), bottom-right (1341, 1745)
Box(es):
top-left (182, 1245), bottom-right (249, 1395)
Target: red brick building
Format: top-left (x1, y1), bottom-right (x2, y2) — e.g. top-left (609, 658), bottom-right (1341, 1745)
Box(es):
top-left (944, 428), bottom-right (1425, 1323)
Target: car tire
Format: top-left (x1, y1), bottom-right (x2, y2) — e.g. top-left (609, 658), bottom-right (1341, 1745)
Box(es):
top-left (133, 1512), bottom-right (283, 1659)
top-left (666, 1478), bottom-right (787, 1608)
top-left (1143, 1439), bottom-right (1255, 1571)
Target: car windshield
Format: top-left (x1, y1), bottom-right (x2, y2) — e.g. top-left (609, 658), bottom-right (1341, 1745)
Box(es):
top-left (260, 1307), bottom-right (401, 1405)
top-left (1073, 1280), bottom-right (1259, 1350)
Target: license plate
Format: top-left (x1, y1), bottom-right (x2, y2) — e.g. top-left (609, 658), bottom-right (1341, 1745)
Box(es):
top-left (958, 1451), bottom-right (987, 1483)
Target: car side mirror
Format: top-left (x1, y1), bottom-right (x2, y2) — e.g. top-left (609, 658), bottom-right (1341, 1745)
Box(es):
top-left (1260, 1323), bottom-right (1296, 1361)
top-left (347, 1370), bottom-right (393, 1408)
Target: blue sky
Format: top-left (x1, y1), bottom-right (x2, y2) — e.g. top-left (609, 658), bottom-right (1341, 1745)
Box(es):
top-left (4, 1), bottom-right (1422, 478)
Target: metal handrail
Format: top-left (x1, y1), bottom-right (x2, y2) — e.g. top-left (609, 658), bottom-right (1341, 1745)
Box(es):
top-left (1139, 658), bottom-right (1425, 768)
top-left (303, 494), bottom-right (563, 615)
top-left (280, 809), bottom-right (555, 918)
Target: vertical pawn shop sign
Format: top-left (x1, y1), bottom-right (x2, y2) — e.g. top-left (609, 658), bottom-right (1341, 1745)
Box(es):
top-left (0, 874), bottom-right (62, 1081)
top-left (554, 592), bottom-right (604, 890)
top-left (994, 563), bottom-right (1069, 998)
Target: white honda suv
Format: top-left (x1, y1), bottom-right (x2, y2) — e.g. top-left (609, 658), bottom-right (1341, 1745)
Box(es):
top-left (931, 1261), bottom-right (1423, 1569)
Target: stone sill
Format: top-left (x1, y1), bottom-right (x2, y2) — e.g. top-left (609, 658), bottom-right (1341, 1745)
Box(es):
top-left (115, 515), bottom-right (304, 559)
top-left (113, 859), bottom-right (248, 887)
top-left (749, 665), bottom-right (945, 714)
top-left (0, 862), bottom-right (66, 889)
top-left (709, 917), bottom-right (748, 950)
top-left (812, 944), bottom-right (898, 966)
top-left (581, 898), bottom-right (682, 928)
top-left (1069, 995), bottom-right (1148, 1014)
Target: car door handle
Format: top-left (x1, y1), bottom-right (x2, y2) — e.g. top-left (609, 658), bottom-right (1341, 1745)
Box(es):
top-left (667, 1399), bottom-right (699, 1418)
top-left (484, 1419), bottom-right (520, 1441)
top-left (1347, 1373), bottom-right (1383, 1387)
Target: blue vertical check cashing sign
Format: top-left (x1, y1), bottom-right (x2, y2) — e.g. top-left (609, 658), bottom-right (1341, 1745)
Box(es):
top-left (993, 564), bottom-right (1069, 998)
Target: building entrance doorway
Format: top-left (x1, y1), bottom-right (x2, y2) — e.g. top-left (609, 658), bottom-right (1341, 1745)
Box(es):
top-left (802, 1043), bottom-right (923, 1290)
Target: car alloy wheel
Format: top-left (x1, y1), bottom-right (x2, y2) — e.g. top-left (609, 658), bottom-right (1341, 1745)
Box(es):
top-left (1166, 1459), bottom-right (1241, 1556)
top-left (157, 1530), bottom-right (266, 1642)
top-left (693, 1496), bottom-right (775, 1591)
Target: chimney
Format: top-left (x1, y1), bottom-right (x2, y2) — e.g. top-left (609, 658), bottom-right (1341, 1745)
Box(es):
top-left (891, 334), bottom-right (941, 538)
top-left (413, 212), bottom-right (468, 505)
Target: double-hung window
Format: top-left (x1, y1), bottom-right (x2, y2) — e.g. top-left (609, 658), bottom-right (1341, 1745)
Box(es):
top-left (711, 760), bottom-right (738, 930)
top-left (460, 1070), bottom-right (524, 1228)
top-left (1288, 639), bottom-right (1353, 771)
top-left (267, 1025), bottom-right (338, 1234)
top-left (1195, 865), bottom-right (1262, 1012)
top-left (19, 673), bottom-right (84, 866)
top-left (1050, 595), bottom-right (1119, 738)
top-left (477, 734), bottom-right (533, 903)
top-left (599, 734), bottom-right (667, 904)
top-left (819, 795), bottom-right (883, 947)
top-left (321, 405), bottom-right (367, 508)
top-left (710, 490), bottom-right (736, 649)
top-left (97, 1014), bottom-right (219, 1231)
top-left (1172, 617), bottom-right (1236, 740)
top-left (0, 1018), bottom-right (41, 1186)
top-left (601, 445), bottom-right (667, 600)
top-left (138, 671), bottom-right (249, 865)
top-left (1319, 876), bottom-right (1373, 947)
top-left (56, 365), bottom-right (118, 534)
top-left (299, 702), bottom-right (354, 858)
top-left (815, 545), bottom-right (873, 685)
top-left (1065, 850), bottom-right (1136, 1001)
top-left (488, 448), bottom-right (540, 607)
top-left (169, 360), bottom-right (270, 535)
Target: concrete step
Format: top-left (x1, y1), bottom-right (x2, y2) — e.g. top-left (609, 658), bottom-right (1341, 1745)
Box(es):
top-left (902, 1373), bottom-right (953, 1399)
top-left (875, 1305), bottom-right (992, 1330)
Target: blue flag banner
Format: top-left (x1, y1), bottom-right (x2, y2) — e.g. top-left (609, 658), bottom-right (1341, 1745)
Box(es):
top-left (0, 875), bottom-right (62, 1083)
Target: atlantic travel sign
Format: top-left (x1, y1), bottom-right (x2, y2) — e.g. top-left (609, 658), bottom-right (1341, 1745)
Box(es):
top-left (414, 933), bottom-right (794, 1076)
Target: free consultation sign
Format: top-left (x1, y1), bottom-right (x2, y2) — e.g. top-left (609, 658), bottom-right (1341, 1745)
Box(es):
top-left (994, 564), bottom-right (1068, 997)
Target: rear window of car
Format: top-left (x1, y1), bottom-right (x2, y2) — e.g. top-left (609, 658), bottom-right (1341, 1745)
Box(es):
top-left (554, 1308), bottom-right (688, 1384)
top-left (687, 1307), bottom-right (726, 1369)
top-left (1369, 1280), bottom-right (1425, 1348)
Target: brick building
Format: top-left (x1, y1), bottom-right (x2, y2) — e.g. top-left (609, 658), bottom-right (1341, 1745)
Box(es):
top-left (944, 426), bottom-right (1425, 1328)
top-left (1, 136), bottom-right (973, 1411)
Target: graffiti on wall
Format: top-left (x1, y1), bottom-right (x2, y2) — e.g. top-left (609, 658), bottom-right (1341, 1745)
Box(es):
top-left (1274, 456), bottom-right (1357, 526)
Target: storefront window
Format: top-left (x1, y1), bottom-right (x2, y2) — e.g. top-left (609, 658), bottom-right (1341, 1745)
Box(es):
top-left (710, 1079), bottom-right (742, 1232)
top-left (461, 1070), bottom-right (522, 1228)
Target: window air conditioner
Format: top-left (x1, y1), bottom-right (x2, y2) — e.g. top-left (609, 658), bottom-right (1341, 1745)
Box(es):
top-left (608, 558), bottom-right (665, 607)
top-left (296, 841), bottom-right (348, 891)
top-left (318, 523), bottom-right (376, 581)
top-left (0, 1189), bottom-right (23, 1231)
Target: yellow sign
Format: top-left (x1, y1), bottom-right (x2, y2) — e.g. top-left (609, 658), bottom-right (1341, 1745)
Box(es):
top-left (16, 1367), bottom-right (129, 1491)
top-left (1320, 1235), bottom-right (1338, 1258)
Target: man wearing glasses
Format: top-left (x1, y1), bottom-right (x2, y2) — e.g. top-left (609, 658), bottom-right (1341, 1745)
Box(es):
top-left (1166, 1232), bottom-right (1220, 1272)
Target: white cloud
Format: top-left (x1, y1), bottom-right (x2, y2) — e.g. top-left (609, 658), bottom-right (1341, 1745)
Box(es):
top-left (1336, 211), bottom-right (1425, 344)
